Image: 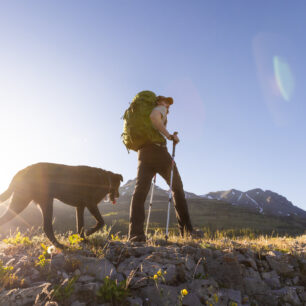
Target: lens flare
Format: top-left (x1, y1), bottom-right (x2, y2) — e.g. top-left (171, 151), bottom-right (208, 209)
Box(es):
top-left (273, 56), bottom-right (295, 101)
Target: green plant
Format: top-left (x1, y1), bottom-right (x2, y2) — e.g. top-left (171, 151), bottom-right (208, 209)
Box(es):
top-left (3, 231), bottom-right (32, 245)
top-left (68, 234), bottom-right (84, 248)
top-left (35, 243), bottom-right (51, 269)
top-left (150, 269), bottom-right (169, 304)
top-left (194, 272), bottom-right (207, 279)
top-left (111, 233), bottom-right (120, 241)
top-left (0, 260), bottom-right (23, 289)
top-left (179, 288), bottom-right (188, 306)
top-left (96, 276), bottom-right (129, 304)
top-left (52, 276), bottom-right (78, 303)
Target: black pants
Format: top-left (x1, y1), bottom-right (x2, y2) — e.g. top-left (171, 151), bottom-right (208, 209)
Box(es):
top-left (128, 144), bottom-right (193, 237)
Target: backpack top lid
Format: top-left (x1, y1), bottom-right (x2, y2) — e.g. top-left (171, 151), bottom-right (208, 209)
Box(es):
top-left (132, 90), bottom-right (157, 104)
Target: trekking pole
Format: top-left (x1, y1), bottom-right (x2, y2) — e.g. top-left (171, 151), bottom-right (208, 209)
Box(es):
top-left (145, 174), bottom-right (156, 236)
top-left (165, 132), bottom-right (178, 242)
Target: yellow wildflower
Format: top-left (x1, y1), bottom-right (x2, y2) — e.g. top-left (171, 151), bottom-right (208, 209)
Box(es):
top-left (213, 293), bottom-right (219, 302)
top-left (181, 289), bottom-right (188, 296)
top-left (157, 269), bottom-right (162, 276)
top-left (153, 274), bottom-right (158, 280)
top-left (164, 271), bottom-right (167, 275)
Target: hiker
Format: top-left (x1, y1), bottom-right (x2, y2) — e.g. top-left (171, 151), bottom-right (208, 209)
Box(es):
top-left (122, 91), bottom-right (194, 242)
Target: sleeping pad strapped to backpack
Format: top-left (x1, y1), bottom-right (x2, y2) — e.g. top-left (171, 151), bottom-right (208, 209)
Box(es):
top-left (122, 90), bottom-right (166, 152)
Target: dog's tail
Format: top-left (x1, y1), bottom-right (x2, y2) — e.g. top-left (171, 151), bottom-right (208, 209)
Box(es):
top-left (0, 168), bottom-right (26, 203)
top-left (0, 186), bottom-right (13, 203)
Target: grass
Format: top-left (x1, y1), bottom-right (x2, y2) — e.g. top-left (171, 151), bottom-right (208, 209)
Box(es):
top-left (2, 226), bottom-right (305, 257)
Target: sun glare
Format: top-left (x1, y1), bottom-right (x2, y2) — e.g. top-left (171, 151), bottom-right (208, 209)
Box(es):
top-left (273, 56), bottom-right (295, 102)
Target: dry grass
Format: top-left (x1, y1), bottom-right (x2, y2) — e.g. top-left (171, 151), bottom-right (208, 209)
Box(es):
top-left (1, 227), bottom-right (305, 258)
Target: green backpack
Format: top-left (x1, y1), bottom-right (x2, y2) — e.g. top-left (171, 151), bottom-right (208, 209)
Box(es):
top-left (122, 90), bottom-right (166, 152)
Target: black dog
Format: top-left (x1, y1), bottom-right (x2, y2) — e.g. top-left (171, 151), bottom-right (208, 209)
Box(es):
top-left (0, 162), bottom-right (123, 248)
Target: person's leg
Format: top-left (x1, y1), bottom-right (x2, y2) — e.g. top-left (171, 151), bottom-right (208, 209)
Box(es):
top-left (128, 160), bottom-right (155, 240)
top-left (157, 149), bottom-right (193, 236)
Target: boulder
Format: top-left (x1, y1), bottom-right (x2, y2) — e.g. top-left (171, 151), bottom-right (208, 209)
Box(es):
top-left (139, 285), bottom-right (179, 306)
top-left (0, 282), bottom-right (52, 306)
top-left (271, 287), bottom-right (301, 305)
top-left (205, 253), bottom-right (243, 289)
top-left (77, 256), bottom-right (117, 281)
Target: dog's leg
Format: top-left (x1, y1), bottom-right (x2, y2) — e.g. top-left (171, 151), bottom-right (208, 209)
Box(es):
top-left (86, 205), bottom-right (105, 236)
top-left (0, 193), bottom-right (31, 226)
top-left (40, 198), bottom-right (64, 249)
top-left (76, 206), bottom-right (85, 239)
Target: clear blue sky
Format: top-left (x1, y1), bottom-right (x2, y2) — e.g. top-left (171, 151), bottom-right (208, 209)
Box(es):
top-left (0, 1), bottom-right (305, 211)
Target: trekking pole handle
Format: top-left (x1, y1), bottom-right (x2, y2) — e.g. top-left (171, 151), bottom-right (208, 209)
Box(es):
top-left (172, 132), bottom-right (178, 157)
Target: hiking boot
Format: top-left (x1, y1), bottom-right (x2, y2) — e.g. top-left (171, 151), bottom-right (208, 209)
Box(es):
top-left (128, 234), bottom-right (146, 243)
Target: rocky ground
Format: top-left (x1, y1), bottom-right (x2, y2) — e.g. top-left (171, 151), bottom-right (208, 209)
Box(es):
top-left (0, 232), bottom-right (305, 306)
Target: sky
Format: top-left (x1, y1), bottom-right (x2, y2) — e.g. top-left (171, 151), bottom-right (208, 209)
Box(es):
top-left (0, 1), bottom-right (306, 211)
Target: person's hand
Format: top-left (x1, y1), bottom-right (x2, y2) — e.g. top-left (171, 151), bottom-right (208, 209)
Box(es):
top-left (173, 133), bottom-right (180, 144)
top-left (168, 132), bottom-right (179, 144)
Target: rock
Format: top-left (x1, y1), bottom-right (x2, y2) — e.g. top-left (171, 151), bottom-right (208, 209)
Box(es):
top-left (243, 277), bottom-right (269, 296)
top-left (115, 272), bottom-right (125, 283)
top-left (185, 255), bottom-right (196, 272)
top-left (212, 249), bottom-right (223, 258)
top-left (253, 293), bottom-right (279, 306)
top-left (292, 276), bottom-right (299, 285)
top-left (50, 253), bottom-right (66, 270)
top-left (126, 296), bottom-right (143, 305)
top-left (219, 288), bottom-right (242, 304)
top-left (75, 282), bottom-right (98, 303)
top-left (298, 290), bottom-right (306, 303)
top-left (74, 269), bottom-right (81, 276)
top-left (163, 263), bottom-right (177, 284)
top-left (29, 267), bottom-right (41, 281)
top-left (299, 258), bottom-right (306, 274)
top-left (62, 271), bottom-right (69, 279)
top-left (0, 282), bottom-right (52, 306)
top-left (205, 253), bottom-right (243, 289)
top-left (181, 292), bottom-right (202, 306)
top-left (201, 248), bottom-right (213, 260)
top-left (266, 255), bottom-right (295, 276)
top-left (77, 274), bottom-right (95, 283)
top-left (263, 276), bottom-right (281, 289)
top-left (187, 279), bottom-right (218, 303)
top-left (139, 285), bottom-right (179, 306)
top-left (129, 275), bottom-right (149, 289)
top-left (129, 246), bottom-right (155, 257)
top-left (271, 287), bottom-right (301, 306)
top-left (78, 256), bottom-right (117, 281)
top-left (71, 301), bottom-right (86, 306)
top-left (243, 257), bottom-right (257, 270)
top-left (117, 256), bottom-right (145, 278)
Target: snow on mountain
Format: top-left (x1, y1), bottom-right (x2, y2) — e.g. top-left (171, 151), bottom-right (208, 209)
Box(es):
top-left (204, 188), bottom-right (306, 218)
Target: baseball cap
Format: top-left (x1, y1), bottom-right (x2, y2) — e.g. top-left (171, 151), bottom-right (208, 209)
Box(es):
top-left (156, 95), bottom-right (173, 105)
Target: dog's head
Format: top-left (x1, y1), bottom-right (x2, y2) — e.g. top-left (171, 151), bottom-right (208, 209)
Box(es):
top-left (106, 172), bottom-right (123, 204)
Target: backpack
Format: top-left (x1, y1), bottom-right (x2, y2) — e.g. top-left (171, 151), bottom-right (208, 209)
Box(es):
top-left (122, 90), bottom-right (166, 152)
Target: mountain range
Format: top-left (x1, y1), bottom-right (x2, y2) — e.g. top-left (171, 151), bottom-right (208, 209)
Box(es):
top-left (0, 178), bottom-right (305, 237)
top-left (120, 179), bottom-right (306, 218)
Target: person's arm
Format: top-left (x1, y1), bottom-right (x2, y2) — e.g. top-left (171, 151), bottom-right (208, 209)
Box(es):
top-left (150, 109), bottom-right (172, 140)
